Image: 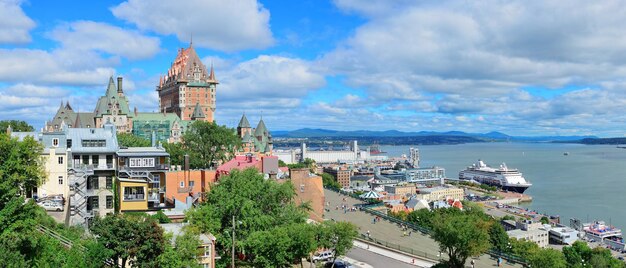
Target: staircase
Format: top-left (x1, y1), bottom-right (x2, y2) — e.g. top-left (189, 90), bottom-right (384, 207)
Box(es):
top-left (68, 166), bottom-right (94, 227)
top-left (36, 224), bottom-right (119, 267)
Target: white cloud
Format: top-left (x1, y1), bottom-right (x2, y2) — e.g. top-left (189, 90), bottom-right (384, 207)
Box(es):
top-left (0, 0), bottom-right (35, 44)
top-left (112, 0), bottom-right (274, 51)
top-left (50, 21), bottom-right (161, 60)
top-left (218, 55), bottom-right (325, 101)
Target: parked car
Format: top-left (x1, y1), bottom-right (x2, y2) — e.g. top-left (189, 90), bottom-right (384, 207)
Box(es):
top-left (311, 251), bottom-right (334, 262)
top-left (37, 200), bottom-right (63, 211)
top-left (324, 260), bottom-right (353, 268)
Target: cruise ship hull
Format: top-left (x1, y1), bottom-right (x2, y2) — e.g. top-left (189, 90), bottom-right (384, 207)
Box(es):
top-left (501, 184), bottom-right (530, 194)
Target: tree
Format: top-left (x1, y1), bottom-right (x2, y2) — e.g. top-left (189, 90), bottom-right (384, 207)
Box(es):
top-left (183, 121), bottom-right (241, 169)
top-left (527, 248), bottom-right (567, 268)
top-left (321, 173), bottom-right (341, 189)
top-left (159, 230), bottom-right (202, 268)
top-left (162, 142), bottom-right (187, 167)
top-left (318, 221), bottom-right (358, 264)
top-left (508, 237), bottom-right (539, 260)
top-left (430, 210), bottom-right (491, 268)
top-left (0, 120), bottom-right (34, 132)
top-left (540, 216), bottom-right (550, 225)
top-left (489, 222), bottom-right (509, 253)
top-left (117, 133), bottom-right (151, 147)
top-left (188, 168), bottom-right (308, 267)
top-left (90, 214), bottom-right (166, 267)
top-left (278, 159), bottom-right (287, 167)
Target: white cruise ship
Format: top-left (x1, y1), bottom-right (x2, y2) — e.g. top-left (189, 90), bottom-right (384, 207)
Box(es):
top-left (459, 160), bottom-right (532, 193)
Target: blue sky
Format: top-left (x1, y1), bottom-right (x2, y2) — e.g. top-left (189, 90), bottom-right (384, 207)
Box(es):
top-left (2, 0), bottom-right (626, 137)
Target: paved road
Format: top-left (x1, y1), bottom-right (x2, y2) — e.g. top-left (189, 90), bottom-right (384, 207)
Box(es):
top-left (324, 189), bottom-right (521, 268)
top-left (346, 247), bottom-right (418, 268)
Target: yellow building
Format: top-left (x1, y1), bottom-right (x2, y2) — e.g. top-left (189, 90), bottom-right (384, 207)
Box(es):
top-left (118, 179), bottom-right (148, 211)
top-left (417, 186), bottom-right (465, 202)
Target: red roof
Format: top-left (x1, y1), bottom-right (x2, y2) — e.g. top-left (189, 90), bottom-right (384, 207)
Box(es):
top-left (217, 155), bottom-right (262, 176)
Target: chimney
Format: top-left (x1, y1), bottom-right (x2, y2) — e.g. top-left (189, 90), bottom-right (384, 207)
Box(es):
top-left (184, 154), bottom-right (190, 171)
top-left (151, 131), bottom-right (156, 147)
top-left (117, 77), bottom-right (123, 93)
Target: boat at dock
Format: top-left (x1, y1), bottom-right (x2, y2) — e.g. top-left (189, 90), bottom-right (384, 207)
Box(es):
top-left (459, 160), bottom-right (532, 194)
top-left (582, 221), bottom-right (625, 251)
top-left (369, 144), bottom-right (387, 155)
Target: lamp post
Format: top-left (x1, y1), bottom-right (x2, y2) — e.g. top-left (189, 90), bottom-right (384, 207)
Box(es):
top-left (232, 214), bottom-right (236, 268)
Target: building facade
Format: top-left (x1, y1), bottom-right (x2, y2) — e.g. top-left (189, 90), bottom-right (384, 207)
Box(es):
top-left (67, 124), bottom-right (119, 226)
top-left (323, 167), bottom-right (351, 189)
top-left (288, 168), bottom-right (325, 222)
top-left (94, 77), bottom-right (133, 132)
top-left (116, 147), bottom-right (170, 212)
top-left (157, 44), bottom-right (218, 122)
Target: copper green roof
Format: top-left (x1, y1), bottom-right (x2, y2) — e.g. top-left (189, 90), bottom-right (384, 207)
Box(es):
top-left (191, 103), bottom-right (205, 119)
top-left (94, 76), bottom-right (132, 118)
top-left (254, 118), bottom-right (267, 137)
top-left (238, 114), bottom-right (251, 128)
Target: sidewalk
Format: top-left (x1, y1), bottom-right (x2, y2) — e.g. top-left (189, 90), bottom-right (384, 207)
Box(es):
top-left (324, 189), bottom-right (521, 268)
top-left (352, 240), bottom-right (434, 267)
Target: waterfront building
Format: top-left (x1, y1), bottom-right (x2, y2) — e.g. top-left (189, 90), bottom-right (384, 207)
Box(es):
top-left (323, 167), bottom-right (351, 189)
top-left (67, 124), bottom-right (119, 226)
top-left (384, 184), bottom-right (416, 197)
top-left (548, 227), bottom-right (579, 245)
top-left (161, 223), bottom-right (216, 268)
top-left (157, 43), bottom-right (218, 122)
top-left (416, 186), bottom-right (464, 202)
top-left (506, 220), bottom-right (549, 248)
top-left (116, 146), bottom-right (170, 212)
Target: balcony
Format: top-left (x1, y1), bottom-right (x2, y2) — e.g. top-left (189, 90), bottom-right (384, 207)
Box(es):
top-left (147, 189), bottom-right (161, 201)
top-left (118, 163), bottom-right (170, 172)
top-left (123, 193), bottom-right (145, 201)
top-left (69, 163), bottom-right (114, 171)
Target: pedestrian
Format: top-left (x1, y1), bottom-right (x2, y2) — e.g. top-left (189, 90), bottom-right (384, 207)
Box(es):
top-left (367, 230), bottom-right (370, 238)
top-left (409, 231), bottom-right (412, 236)
top-left (403, 231), bottom-right (407, 237)
top-left (471, 259), bottom-right (475, 268)
top-left (497, 257), bottom-right (502, 267)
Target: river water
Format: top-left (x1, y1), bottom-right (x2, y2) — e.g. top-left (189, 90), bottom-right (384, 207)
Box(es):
top-left (381, 143), bottom-right (626, 228)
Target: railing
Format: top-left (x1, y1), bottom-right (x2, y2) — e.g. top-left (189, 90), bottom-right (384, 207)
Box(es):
top-left (327, 186), bottom-right (528, 266)
top-left (147, 189), bottom-right (160, 201)
top-left (358, 236), bottom-right (446, 261)
top-left (124, 194), bottom-right (145, 201)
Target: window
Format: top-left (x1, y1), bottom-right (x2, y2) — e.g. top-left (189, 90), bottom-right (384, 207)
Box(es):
top-left (106, 196), bottom-right (113, 209)
top-left (203, 245), bottom-right (211, 257)
top-left (88, 196), bottom-right (99, 210)
top-left (179, 181), bottom-right (185, 187)
top-left (58, 156), bottom-right (63, 164)
top-left (67, 139), bottom-right (72, 148)
top-left (82, 155), bottom-right (89, 165)
top-left (88, 177), bottom-right (99, 190)
top-left (52, 138), bottom-right (59, 147)
top-left (189, 181), bottom-right (195, 187)
top-left (92, 155), bottom-right (99, 165)
top-left (58, 176), bottom-right (63, 185)
top-left (81, 139), bottom-right (106, 147)
top-left (106, 177), bottom-right (112, 189)
top-left (123, 186), bottom-right (145, 201)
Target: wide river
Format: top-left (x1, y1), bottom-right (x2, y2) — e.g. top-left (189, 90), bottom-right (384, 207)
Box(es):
top-left (381, 143), bottom-right (626, 228)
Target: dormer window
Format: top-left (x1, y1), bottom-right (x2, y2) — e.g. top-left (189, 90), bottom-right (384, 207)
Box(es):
top-left (52, 138), bottom-right (59, 147)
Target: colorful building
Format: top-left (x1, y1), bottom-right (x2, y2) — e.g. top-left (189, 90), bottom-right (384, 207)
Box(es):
top-left (157, 43), bottom-right (218, 122)
top-left (164, 169), bottom-right (217, 207)
top-left (116, 146), bottom-right (170, 212)
top-left (131, 110), bottom-right (191, 143)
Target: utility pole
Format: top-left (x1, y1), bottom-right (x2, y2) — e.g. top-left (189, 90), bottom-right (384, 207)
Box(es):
top-left (232, 214), bottom-right (235, 268)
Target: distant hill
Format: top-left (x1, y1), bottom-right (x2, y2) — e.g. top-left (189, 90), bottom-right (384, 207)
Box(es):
top-left (560, 137), bottom-right (626, 145)
top-left (271, 128), bottom-right (595, 142)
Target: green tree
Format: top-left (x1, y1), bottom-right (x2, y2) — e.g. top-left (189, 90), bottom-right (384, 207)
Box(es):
top-left (278, 159), bottom-right (287, 167)
top-left (188, 168), bottom-right (308, 267)
top-left (318, 221), bottom-right (358, 264)
top-left (489, 222), bottom-right (509, 253)
top-left (540, 216), bottom-right (550, 225)
top-left (117, 133), bottom-right (151, 147)
top-left (0, 120), bottom-right (34, 132)
top-left (90, 214), bottom-right (166, 267)
top-left (321, 173), bottom-right (341, 189)
top-left (527, 248), bottom-right (567, 268)
top-left (162, 142), bottom-right (187, 167)
top-left (159, 230), bottom-right (202, 268)
top-left (183, 121), bottom-right (241, 169)
top-left (430, 210), bottom-right (491, 268)
top-left (508, 237), bottom-right (539, 260)
top-left (152, 210), bottom-right (172, 223)
top-left (406, 208), bottom-right (435, 229)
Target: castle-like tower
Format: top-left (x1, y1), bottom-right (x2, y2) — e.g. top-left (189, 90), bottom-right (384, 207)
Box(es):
top-left (157, 43), bottom-right (218, 122)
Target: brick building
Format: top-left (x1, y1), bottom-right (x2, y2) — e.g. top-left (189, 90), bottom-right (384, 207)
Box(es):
top-left (288, 168), bottom-right (325, 222)
top-left (323, 167), bottom-right (351, 189)
top-left (157, 43), bottom-right (218, 122)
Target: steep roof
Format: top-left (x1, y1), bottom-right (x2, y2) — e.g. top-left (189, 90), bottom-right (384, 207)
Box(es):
top-left (238, 113), bottom-right (251, 128)
top-left (191, 103), bottom-right (205, 119)
top-left (94, 77), bottom-right (132, 117)
top-left (254, 118), bottom-right (267, 137)
top-left (162, 45), bottom-right (215, 85)
top-left (48, 101), bottom-right (76, 129)
top-left (74, 112), bottom-right (95, 128)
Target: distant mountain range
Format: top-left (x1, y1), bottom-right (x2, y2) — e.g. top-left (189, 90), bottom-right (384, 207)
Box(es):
top-left (271, 128), bottom-right (596, 142)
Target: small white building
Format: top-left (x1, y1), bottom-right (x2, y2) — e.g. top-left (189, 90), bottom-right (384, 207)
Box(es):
top-left (548, 227), bottom-right (579, 245)
top-left (506, 220), bottom-right (550, 247)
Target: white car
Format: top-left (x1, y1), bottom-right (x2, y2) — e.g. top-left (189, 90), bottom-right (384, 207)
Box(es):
top-left (311, 251), bottom-right (334, 262)
top-left (37, 200), bottom-right (63, 212)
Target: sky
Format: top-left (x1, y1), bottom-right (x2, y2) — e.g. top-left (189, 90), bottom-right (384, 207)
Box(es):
top-left (2, 0), bottom-right (626, 137)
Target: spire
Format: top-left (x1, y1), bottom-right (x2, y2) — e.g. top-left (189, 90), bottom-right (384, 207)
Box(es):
top-left (190, 33), bottom-right (193, 47)
top-left (208, 63), bottom-right (218, 83)
top-left (191, 102), bottom-right (206, 120)
top-left (106, 76), bottom-right (116, 96)
top-left (65, 100), bottom-right (72, 111)
top-left (254, 117), bottom-right (267, 137)
top-left (238, 113), bottom-right (251, 128)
